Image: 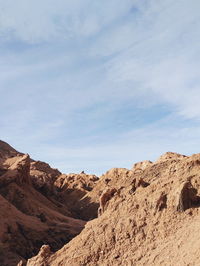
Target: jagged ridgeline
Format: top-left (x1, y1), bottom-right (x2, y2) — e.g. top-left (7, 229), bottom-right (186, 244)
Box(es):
top-left (0, 141), bottom-right (200, 266)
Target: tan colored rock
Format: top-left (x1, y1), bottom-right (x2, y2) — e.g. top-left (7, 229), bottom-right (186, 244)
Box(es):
top-left (27, 245), bottom-right (52, 266)
top-left (175, 181), bottom-right (199, 212)
top-left (0, 154), bottom-right (31, 187)
top-left (2, 140), bottom-right (200, 266)
top-left (27, 152), bottom-right (200, 266)
top-left (30, 160), bottom-right (61, 195)
top-left (98, 187), bottom-right (117, 216)
top-left (54, 172), bottom-right (98, 193)
top-left (17, 260), bottom-right (25, 266)
top-left (9, 154), bottom-right (31, 185)
top-left (156, 151), bottom-right (187, 162)
top-left (132, 160), bottom-right (153, 172)
top-left (0, 141), bottom-right (86, 266)
top-left (54, 172), bottom-right (99, 220)
top-left (0, 140), bottom-right (21, 163)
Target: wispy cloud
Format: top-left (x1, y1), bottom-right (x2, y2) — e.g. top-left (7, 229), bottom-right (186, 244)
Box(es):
top-left (0, 0), bottom-right (133, 42)
top-left (0, 0), bottom-right (200, 174)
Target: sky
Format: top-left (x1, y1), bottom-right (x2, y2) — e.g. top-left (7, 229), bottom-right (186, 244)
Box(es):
top-left (0, 0), bottom-right (200, 175)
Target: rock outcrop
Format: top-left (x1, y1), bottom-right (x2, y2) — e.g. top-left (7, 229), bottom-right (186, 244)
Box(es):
top-left (175, 181), bottom-right (199, 212)
top-left (0, 141), bottom-right (86, 266)
top-left (27, 152), bottom-right (200, 266)
top-left (0, 140), bottom-right (21, 162)
top-left (98, 187), bottom-right (117, 216)
top-left (53, 172), bottom-right (99, 220)
top-left (132, 160), bottom-right (153, 172)
top-left (1, 140), bottom-right (200, 266)
top-left (30, 160), bottom-right (61, 195)
top-left (156, 151), bottom-right (187, 162)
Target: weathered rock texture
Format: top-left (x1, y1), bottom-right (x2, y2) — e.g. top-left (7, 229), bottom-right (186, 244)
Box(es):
top-left (54, 172), bottom-right (99, 220)
top-left (27, 152), bottom-right (200, 266)
top-left (1, 140), bottom-right (200, 266)
top-left (0, 141), bottom-right (86, 266)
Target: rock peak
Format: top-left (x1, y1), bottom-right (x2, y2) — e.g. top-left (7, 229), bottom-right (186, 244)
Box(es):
top-left (156, 151), bottom-right (187, 162)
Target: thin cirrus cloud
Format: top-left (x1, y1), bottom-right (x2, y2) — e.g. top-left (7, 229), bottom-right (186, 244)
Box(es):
top-left (0, 0), bottom-right (200, 175)
top-left (0, 0), bottom-right (133, 42)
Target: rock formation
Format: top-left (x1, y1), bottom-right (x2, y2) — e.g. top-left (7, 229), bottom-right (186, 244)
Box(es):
top-left (0, 140), bottom-right (85, 266)
top-left (98, 187), bottom-right (117, 216)
top-left (176, 181), bottom-right (199, 212)
top-left (1, 140), bottom-right (200, 265)
top-left (132, 160), bottom-right (153, 172)
top-left (27, 151), bottom-right (200, 266)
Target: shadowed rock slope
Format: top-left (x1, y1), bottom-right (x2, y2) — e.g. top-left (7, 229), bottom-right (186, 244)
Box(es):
top-left (27, 151), bottom-right (200, 266)
top-left (1, 140), bottom-right (200, 266)
top-left (0, 141), bottom-right (94, 266)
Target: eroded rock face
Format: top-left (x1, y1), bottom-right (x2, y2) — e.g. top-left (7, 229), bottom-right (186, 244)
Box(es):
top-left (132, 160), bottom-right (153, 172)
top-left (0, 154), bottom-right (31, 188)
top-left (156, 152), bottom-right (187, 162)
top-left (0, 140), bottom-right (21, 162)
top-left (55, 172), bottom-right (98, 192)
top-left (175, 181), bottom-right (199, 212)
top-left (2, 141), bottom-right (200, 266)
top-left (0, 141), bottom-right (86, 266)
top-left (26, 245), bottom-right (52, 266)
top-left (30, 161), bottom-right (61, 196)
top-left (98, 188), bottom-right (117, 216)
top-left (27, 152), bottom-right (200, 266)
top-left (10, 154), bottom-right (31, 185)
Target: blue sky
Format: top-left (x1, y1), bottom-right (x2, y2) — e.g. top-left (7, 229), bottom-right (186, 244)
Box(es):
top-left (1, 0), bottom-right (200, 175)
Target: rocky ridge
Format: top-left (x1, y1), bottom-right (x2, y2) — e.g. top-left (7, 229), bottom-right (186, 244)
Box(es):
top-left (1, 140), bottom-right (200, 265)
top-left (0, 140), bottom-right (96, 266)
